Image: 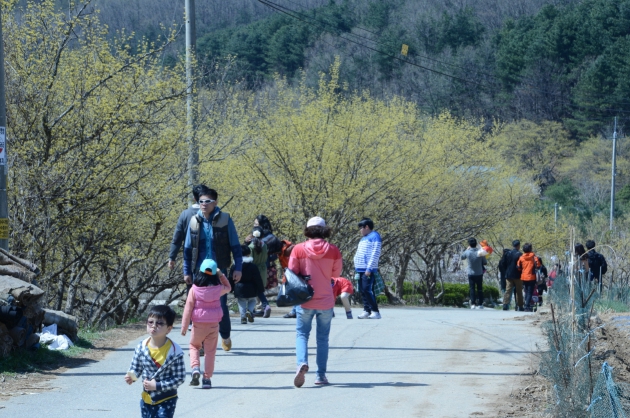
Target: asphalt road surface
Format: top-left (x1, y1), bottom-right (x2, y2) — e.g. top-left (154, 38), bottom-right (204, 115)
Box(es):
top-left (0, 307), bottom-right (540, 417)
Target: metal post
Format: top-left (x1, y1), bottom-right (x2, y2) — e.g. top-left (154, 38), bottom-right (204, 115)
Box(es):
top-left (0, 9), bottom-right (8, 251)
top-left (610, 117), bottom-right (617, 230)
top-left (185, 0), bottom-right (198, 198)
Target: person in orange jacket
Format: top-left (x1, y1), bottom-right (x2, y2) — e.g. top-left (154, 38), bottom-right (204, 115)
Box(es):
top-left (517, 243), bottom-right (541, 312)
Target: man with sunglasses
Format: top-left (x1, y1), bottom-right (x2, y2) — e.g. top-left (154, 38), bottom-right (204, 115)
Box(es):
top-left (354, 218), bottom-right (382, 319)
top-left (183, 186), bottom-right (242, 351)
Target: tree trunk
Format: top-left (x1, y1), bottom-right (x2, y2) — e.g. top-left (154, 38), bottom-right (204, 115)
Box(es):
top-left (55, 274), bottom-right (65, 311)
top-left (64, 271), bottom-right (81, 315)
top-left (394, 250), bottom-right (412, 299)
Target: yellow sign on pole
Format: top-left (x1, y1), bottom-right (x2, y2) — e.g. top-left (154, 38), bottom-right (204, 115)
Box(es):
top-left (401, 44), bottom-right (409, 56)
top-left (0, 219), bottom-right (8, 240)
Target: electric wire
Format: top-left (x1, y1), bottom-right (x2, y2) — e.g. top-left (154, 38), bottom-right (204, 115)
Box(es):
top-left (259, 0), bottom-right (630, 114)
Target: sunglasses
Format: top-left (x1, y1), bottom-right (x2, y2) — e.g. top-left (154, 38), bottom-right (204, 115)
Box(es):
top-left (146, 320), bottom-right (166, 328)
top-left (199, 199), bottom-right (216, 204)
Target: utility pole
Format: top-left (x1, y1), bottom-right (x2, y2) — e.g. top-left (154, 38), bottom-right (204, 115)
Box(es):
top-left (610, 117), bottom-right (618, 231)
top-left (554, 202), bottom-right (558, 227)
top-left (185, 0), bottom-right (198, 200)
top-left (0, 9), bottom-right (8, 251)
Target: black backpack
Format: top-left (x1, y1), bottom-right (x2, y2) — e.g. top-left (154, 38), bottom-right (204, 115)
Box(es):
top-left (589, 252), bottom-right (608, 278)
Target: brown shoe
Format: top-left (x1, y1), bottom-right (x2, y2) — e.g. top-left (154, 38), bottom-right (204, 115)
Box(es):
top-left (221, 338), bottom-right (232, 352)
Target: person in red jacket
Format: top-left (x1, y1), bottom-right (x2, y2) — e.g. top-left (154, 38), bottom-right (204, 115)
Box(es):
top-left (288, 216), bottom-right (342, 387)
top-left (332, 277), bottom-right (354, 319)
top-left (517, 243), bottom-right (541, 312)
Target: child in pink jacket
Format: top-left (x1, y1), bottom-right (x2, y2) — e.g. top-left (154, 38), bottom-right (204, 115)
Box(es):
top-left (181, 259), bottom-right (231, 389)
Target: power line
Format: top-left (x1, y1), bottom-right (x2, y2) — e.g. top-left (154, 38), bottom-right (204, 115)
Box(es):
top-left (258, 0), bottom-right (494, 88)
top-left (262, 0), bottom-right (630, 111)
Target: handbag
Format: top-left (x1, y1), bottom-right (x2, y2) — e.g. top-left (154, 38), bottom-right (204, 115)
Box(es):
top-left (276, 268), bottom-right (314, 307)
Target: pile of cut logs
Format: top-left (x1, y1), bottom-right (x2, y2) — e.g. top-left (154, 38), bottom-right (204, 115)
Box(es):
top-left (0, 249), bottom-right (77, 357)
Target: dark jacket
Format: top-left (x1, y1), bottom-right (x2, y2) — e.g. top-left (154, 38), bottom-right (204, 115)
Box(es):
top-left (498, 249), bottom-right (510, 281)
top-left (229, 258), bottom-right (264, 299)
top-left (587, 250), bottom-right (607, 281)
top-left (502, 249), bottom-right (523, 279)
top-left (169, 206), bottom-right (199, 261)
top-left (183, 207), bottom-right (243, 276)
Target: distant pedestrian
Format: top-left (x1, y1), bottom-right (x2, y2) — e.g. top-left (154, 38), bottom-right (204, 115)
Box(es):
top-left (229, 245), bottom-right (264, 324)
top-left (461, 238), bottom-right (487, 309)
top-left (498, 248), bottom-right (510, 294)
top-left (354, 217), bottom-right (383, 319)
top-left (289, 216), bottom-right (342, 387)
top-left (547, 263), bottom-right (559, 288)
top-left (254, 215), bottom-right (283, 290)
top-left (249, 227), bottom-right (271, 318)
top-left (332, 277), bottom-right (354, 319)
top-left (181, 259), bottom-right (232, 389)
top-left (574, 243), bottom-right (588, 280)
top-left (517, 243), bottom-right (541, 312)
top-left (534, 255), bottom-right (548, 306)
top-left (585, 240), bottom-right (608, 287)
top-left (501, 240), bottom-right (524, 311)
top-left (125, 305), bottom-right (185, 418)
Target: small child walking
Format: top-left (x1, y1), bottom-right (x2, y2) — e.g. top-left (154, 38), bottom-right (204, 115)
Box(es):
top-left (181, 259), bottom-right (231, 389)
top-left (332, 277), bottom-right (354, 319)
top-left (229, 245), bottom-right (265, 324)
top-left (125, 305), bottom-right (185, 418)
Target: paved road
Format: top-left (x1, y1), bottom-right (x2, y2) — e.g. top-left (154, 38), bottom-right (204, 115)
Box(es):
top-left (0, 307), bottom-right (540, 417)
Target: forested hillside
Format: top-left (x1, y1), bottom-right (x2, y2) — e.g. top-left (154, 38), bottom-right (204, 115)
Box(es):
top-left (79, 0), bottom-right (630, 138)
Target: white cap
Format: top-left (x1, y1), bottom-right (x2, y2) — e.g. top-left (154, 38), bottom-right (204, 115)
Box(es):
top-left (306, 216), bottom-right (326, 227)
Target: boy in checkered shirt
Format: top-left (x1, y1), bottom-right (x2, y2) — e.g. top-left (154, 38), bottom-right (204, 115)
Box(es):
top-left (124, 305), bottom-right (185, 418)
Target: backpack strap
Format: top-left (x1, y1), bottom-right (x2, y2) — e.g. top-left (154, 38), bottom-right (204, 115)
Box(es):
top-left (190, 215), bottom-right (202, 274)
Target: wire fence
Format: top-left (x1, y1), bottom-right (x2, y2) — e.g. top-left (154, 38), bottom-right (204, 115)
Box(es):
top-left (541, 272), bottom-right (630, 417)
top-left (588, 362), bottom-right (629, 418)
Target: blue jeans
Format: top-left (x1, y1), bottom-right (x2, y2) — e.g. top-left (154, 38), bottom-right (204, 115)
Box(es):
top-left (358, 272), bottom-right (379, 313)
top-left (296, 306), bottom-right (333, 378)
top-left (237, 297), bottom-right (257, 317)
top-left (140, 397), bottom-right (177, 418)
top-left (523, 281), bottom-right (536, 310)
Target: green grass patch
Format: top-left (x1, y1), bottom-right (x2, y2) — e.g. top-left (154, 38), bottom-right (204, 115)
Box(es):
top-left (594, 300), bottom-right (630, 314)
top-left (438, 283), bottom-right (500, 307)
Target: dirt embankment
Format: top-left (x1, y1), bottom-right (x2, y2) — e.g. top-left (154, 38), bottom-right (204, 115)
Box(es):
top-left (0, 323), bottom-right (145, 401)
top-left (494, 311), bottom-right (630, 417)
top-left (592, 312), bottom-right (630, 384)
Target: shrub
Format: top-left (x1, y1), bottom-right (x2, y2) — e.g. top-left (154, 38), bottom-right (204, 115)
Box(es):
top-left (438, 283), bottom-right (500, 307)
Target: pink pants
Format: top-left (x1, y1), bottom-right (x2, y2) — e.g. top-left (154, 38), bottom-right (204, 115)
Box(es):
top-left (189, 322), bottom-right (219, 379)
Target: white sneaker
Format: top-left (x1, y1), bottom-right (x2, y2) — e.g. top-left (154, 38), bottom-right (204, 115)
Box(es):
top-left (478, 305), bottom-right (484, 309)
top-left (357, 311), bottom-right (370, 319)
top-left (470, 304), bottom-right (476, 310)
top-left (368, 312), bottom-right (381, 319)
